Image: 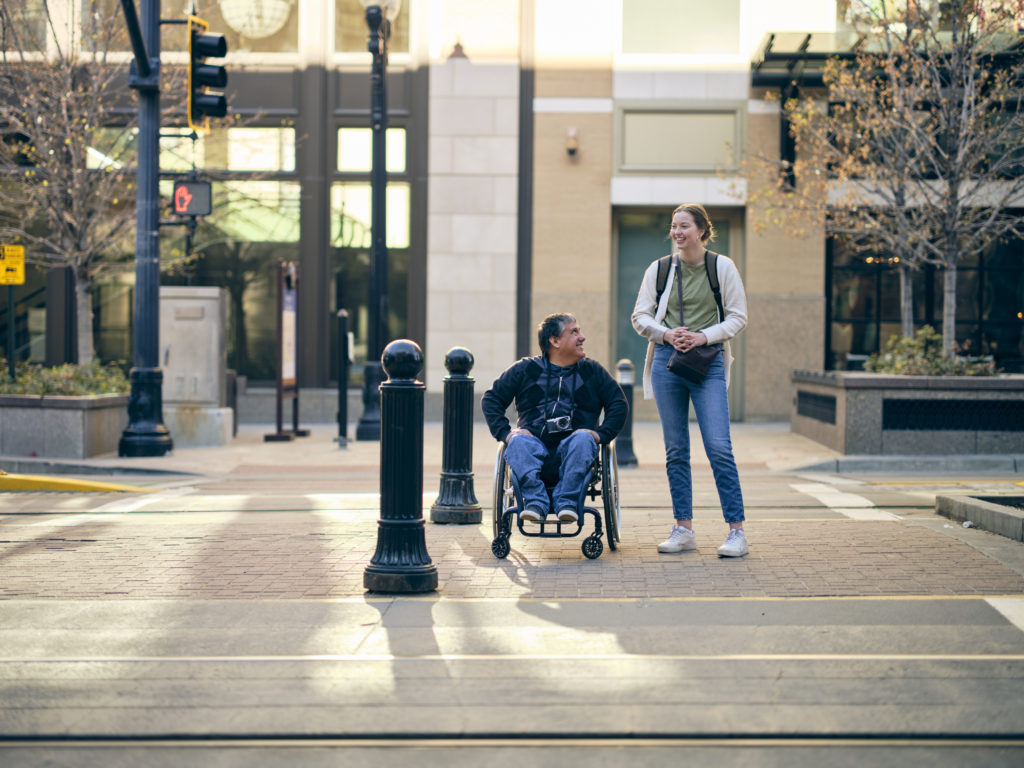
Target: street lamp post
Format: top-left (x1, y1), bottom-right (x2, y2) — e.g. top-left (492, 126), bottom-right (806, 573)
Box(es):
top-left (119, 0), bottom-right (172, 457)
top-left (355, 0), bottom-right (400, 442)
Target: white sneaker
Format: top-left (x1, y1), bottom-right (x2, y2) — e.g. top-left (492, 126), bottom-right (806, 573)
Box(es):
top-left (657, 525), bottom-right (696, 553)
top-left (557, 508), bottom-right (578, 524)
top-left (520, 507), bottom-right (544, 523)
top-left (717, 528), bottom-right (749, 557)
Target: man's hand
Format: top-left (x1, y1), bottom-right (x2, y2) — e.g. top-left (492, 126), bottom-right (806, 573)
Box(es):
top-left (505, 428), bottom-right (531, 444)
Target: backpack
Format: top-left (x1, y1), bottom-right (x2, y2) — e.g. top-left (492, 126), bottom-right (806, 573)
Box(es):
top-left (654, 250), bottom-right (725, 321)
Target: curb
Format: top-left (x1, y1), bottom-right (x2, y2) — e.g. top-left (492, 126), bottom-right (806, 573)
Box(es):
top-left (0, 470), bottom-right (157, 494)
top-left (0, 457), bottom-right (194, 477)
top-left (936, 494), bottom-right (1024, 541)
top-left (798, 455), bottom-right (1024, 474)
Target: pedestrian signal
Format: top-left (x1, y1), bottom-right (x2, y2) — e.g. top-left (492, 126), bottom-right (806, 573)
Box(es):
top-left (173, 180), bottom-right (212, 216)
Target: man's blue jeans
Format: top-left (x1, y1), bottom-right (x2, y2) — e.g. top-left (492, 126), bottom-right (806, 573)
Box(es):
top-left (651, 343), bottom-right (745, 524)
top-left (504, 430), bottom-right (598, 513)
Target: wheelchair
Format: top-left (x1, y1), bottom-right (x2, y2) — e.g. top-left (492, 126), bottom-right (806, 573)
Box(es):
top-left (491, 440), bottom-right (621, 560)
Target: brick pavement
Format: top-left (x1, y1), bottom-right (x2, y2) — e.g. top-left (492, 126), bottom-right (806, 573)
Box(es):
top-left (2, 503), bottom-right (1022, 601)
top-left (1, 422), bottom-right (1023, 601)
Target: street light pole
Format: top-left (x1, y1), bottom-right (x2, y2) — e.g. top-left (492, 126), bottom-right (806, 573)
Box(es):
top-left (119, 0), bottom-right (172, 457)
top-left (355, 2), bottom-right (396, 441)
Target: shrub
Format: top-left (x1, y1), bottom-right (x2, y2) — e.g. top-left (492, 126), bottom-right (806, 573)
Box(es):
top-left (864, 326), bottom-right (997, 376)
top-left (0, 359), bottom-right (130, 395)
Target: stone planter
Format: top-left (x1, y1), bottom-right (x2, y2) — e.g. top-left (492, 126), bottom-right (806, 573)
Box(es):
top-left (791, 371), bottom-right (1024, 455)
top-left (0, 393), bottom-right (129, 459)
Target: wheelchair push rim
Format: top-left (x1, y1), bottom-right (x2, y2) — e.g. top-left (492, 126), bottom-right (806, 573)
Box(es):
top-left (493, 442), bottom-right (516, 544)
top-left (602, 443), bottom-right (621, 548)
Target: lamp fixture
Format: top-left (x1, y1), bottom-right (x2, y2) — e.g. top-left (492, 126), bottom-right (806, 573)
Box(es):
top-left (218, 0), bottom-right (295, 39)
top-left (566, 127), bottom-right (579, 157)
top-left (359, 0), bottom-right (402, 22)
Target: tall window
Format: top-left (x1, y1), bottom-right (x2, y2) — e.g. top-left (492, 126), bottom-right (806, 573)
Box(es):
top-left (198, 0), bottom-right (299, 54)
top-left (621, 0), bottom-right (740, 56)
top-left (330, 126), bottom-right (409, 380)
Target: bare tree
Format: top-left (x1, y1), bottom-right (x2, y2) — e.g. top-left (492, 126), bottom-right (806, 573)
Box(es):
top-left (752, 0), bottom-right (1024, 355)
top-left (0, 1), bottom-right (185, 363)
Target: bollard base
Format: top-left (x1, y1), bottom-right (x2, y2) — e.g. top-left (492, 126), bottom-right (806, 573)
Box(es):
top-left (430, 504), bottom-right (483, 524)
top-left (364, 565), bottom-right (438, 593)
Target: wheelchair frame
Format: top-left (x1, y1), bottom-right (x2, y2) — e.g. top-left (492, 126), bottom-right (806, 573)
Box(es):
top-left (490, 440), bottom-right (621, 560)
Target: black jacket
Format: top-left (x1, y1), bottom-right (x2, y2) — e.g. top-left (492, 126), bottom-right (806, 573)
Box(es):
top-left (481, 356), bottom-right (628, 446)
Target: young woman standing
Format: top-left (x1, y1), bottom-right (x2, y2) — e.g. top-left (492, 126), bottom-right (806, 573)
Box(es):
top-left (631, 204), bottom-right (750, 557)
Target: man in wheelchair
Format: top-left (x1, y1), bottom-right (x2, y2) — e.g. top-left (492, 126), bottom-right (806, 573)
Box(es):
top-left (482, 313), bottom-right (627, 524)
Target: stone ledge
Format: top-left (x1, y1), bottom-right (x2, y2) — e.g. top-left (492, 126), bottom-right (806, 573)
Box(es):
top-left (792, 370), bottom-right (1024, 391)
top-left (936, 494), bottom-right (1024, 542)
top-left (0, 393), bottom-right (129, 409)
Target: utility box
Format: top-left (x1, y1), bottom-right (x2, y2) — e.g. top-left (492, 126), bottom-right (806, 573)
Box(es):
top-left (159, 286), bottom-right (233, 446)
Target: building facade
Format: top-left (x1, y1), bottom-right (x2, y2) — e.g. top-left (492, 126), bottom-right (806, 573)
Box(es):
top-left (7, 0), bottom-right (1023, 422)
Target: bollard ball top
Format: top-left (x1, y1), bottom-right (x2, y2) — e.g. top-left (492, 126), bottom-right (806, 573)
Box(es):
top-left (444, 346), bottom-right (474, 375)
top-left (382, 339), bottom-right (424, 381)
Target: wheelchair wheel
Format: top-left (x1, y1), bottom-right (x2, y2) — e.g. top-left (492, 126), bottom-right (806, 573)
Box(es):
top-left (492, 534), bottom-right (510, 559)
top-left (492, 442), bottom-right (515, 540)
top-left (582, 535), bottom-right (603, 559)
top-left (601, 443), bottom-right (621, 550)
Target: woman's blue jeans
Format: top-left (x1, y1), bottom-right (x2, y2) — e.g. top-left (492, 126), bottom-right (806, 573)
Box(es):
top-left (504, 430), bottom-right (598, 513)
top-left (652, 343), bottom-right (745, 524)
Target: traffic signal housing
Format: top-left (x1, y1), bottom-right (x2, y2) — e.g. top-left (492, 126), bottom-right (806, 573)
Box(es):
top-left (187, 15), bottom-right (228, 132)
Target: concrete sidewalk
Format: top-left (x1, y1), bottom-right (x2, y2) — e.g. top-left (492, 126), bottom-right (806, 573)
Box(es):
top-left (2, 422), bottom-right (1024, 764)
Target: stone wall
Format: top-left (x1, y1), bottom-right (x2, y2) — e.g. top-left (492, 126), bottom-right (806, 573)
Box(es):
top-left (791, 371), bottom-right (1024, 455)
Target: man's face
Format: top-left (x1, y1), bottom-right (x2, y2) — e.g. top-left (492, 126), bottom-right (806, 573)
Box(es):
top-left (550, 321), bottom-right (586, 362)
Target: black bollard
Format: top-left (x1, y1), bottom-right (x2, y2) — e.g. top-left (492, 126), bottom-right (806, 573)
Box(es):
top-left (364, 339), bottom-right (438, 593)
top-left (336, 309), bottom-right (349, 449)
top-left (616, 359), bottom-right (638, 467)
top-left (430, 347), bottom-right (483, 524)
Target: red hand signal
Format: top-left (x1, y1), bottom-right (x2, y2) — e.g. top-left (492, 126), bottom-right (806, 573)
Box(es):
top-left (175, 185), bottom-right (194, 213)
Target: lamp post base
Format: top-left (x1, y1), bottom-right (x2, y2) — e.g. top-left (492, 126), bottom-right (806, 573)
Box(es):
top-left (118, 367), bottom-right (173, 457)
top-left (356, 360), bottom-right (386, 441)
top-left (364, 565), bottom-right (438, 594)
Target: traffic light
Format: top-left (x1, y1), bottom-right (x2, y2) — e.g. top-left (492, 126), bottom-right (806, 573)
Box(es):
top-left (172, 180), bottom-right (212, 216)
top-left (187, 15), bottom-right (228, 132)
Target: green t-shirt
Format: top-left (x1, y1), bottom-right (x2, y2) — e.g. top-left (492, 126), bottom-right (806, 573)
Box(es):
top-left (663, 259), bottom-right (719, 333)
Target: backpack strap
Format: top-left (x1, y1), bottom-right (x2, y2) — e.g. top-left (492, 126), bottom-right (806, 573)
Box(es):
top-left (704, 250), bottom-right (725, 322)
top-left (654, 254), bottom-right (673, 305)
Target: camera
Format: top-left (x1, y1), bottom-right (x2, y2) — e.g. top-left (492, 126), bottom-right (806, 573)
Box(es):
top-left (544, 415), bottom-right (572, 435)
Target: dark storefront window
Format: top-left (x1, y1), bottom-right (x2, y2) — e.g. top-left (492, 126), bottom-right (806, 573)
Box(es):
top-left (828, 233), bottom-right (1024, 372)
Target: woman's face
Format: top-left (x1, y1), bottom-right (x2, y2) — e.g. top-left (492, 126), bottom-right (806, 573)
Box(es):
top-left (670, 210), bottom-right (705, 251)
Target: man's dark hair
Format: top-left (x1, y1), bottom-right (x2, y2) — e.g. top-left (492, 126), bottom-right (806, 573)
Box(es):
top-left (537, 313), bottom-right (575, 355)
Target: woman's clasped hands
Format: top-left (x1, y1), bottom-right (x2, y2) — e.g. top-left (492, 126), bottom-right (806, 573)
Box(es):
top-left (665, 326), bottom-right (707, 353)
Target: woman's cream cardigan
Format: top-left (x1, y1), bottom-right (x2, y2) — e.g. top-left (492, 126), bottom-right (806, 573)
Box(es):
top-left (630, 253), bottom-right (748, 400)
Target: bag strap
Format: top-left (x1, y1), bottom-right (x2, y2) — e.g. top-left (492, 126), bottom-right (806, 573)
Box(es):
top-left (674, 255), bottom-right (685, 326)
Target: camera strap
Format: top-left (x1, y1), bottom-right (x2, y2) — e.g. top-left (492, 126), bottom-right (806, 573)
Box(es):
top-left (541, 358), bottom-right (579, 422)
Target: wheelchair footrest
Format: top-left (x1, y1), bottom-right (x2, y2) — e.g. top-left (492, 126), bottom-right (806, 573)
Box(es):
top-left (516, 507), bottom-right (600, 539)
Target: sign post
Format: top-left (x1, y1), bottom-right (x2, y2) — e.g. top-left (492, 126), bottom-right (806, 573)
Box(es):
top-left (0, 245), bottom-right (26, 380)
top-left (265, 262), bottom-right (309, 441)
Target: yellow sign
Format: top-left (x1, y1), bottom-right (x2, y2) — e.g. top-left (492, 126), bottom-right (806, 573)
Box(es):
top-left (0, 245), bottom-right (25, 286)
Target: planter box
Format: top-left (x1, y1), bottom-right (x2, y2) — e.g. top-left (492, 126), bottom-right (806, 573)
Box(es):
top-left (0, 393), bottom-right (129, 459)
top-left (791, 371), bottom-right (1024, 455)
